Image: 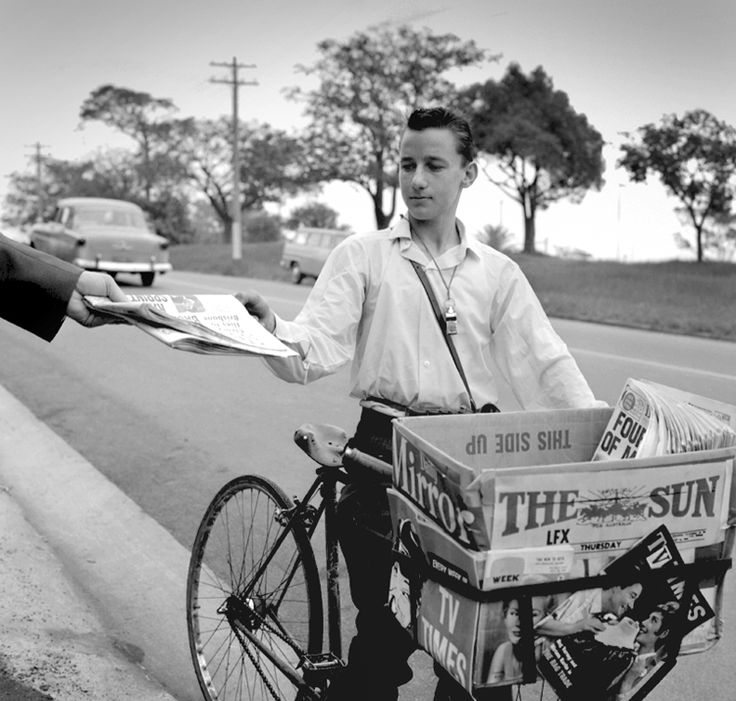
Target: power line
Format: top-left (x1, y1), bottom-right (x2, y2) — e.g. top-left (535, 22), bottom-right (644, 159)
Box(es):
top-left (209, 58), bottom-right (258, 261)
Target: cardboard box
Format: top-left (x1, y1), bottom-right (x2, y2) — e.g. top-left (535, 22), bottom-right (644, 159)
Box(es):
top-left (393, 408), bottom-right (736, 561)
top-left (387, 488), bottom-right (571, 693)
top-left (389, 408), bottom-right (736, 697)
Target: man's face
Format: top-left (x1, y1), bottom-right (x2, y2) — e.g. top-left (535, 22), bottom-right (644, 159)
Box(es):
top-left (399, 127), bottom-right (476, 223)
top-left (608, 583), bottom-right (643, 618)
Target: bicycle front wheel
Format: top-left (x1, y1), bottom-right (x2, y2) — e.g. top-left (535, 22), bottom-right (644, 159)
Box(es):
top-left (187, 474), bottom-right (323, 701)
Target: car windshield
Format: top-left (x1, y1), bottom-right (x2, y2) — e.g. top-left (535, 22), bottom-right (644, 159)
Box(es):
top-left (73, 206), bottom-right (147, 229)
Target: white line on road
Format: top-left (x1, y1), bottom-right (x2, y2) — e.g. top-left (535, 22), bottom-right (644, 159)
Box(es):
top-left (166, 276), bottom-right (736, 382)
top-left (572, 347), bottom-right (736, 382)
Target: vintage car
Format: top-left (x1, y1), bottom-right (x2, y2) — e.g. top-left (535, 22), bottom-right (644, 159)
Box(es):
top-left (30, 197), bottom-right (172, 287)
top-left (280, 227), bottom-right (351, 284)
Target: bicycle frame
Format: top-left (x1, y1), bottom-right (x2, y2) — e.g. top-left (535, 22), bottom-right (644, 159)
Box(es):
top-left (237, 465), bottom-right (348, 660)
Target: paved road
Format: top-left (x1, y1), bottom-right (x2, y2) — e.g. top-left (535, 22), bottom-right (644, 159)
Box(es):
top-left (0, 270), bottom-right (734, 701)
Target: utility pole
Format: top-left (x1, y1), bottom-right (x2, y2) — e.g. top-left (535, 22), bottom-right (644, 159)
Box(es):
top-left (210, 58), bottom-right (257, 261)
top-left (25, 142), bottom-right (49, 222)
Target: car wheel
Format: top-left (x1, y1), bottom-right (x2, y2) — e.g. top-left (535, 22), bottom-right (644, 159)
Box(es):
top-left (141, 272), bottom-right (155, 287)
top-left (291, 263), bottom-right (304, 285)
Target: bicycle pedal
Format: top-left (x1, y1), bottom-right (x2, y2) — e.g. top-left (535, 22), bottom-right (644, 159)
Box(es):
top-left (298, 652), bottom-right (346, 683)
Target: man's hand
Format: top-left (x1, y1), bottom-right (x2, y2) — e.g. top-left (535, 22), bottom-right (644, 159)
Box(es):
top-left (236, 290), bottom-right (276, 333)
top-left (66, 271), bottom-right (127, 327)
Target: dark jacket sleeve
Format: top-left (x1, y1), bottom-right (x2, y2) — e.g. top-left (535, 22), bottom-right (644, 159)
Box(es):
top-left (0, 234), bottom-right (83, 341)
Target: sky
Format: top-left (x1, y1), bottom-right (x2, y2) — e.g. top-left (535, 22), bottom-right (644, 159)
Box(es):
top-left (1, 0), bottom-right (735, 260)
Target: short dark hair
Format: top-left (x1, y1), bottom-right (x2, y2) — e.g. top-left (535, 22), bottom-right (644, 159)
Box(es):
top-left (405, 107), bottom-right (477, 163)
top-left (649, 601), bottom-right (680, 652)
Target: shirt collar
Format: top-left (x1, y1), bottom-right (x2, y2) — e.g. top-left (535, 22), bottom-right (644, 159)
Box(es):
top-left (392, 215), bottom-right (482, 261)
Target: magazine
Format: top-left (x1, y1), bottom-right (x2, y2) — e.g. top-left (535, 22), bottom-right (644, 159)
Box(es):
top-left (537, 524), bottom-right (714, 701)
top-left (84, 293), bottom-right (296, 358)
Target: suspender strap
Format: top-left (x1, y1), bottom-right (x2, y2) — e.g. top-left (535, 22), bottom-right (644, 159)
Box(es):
top-left (410, 259), bottom-right (478, 413)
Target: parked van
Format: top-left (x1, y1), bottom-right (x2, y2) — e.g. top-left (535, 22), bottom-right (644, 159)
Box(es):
top-left (280, 227), bottom-right (351, 284)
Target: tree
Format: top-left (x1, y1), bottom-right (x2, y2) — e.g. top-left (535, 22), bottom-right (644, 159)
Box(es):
top-left (287, 24), bottom-right (493, 229)
top-left (173, 117), bottom-right (311, 240)
top-left (460, 64), bottom-right (605, 253)
top-left (2, 151), bottom-right (139, 225)
top-left (673, 209), bottom-right (736, 262)
top-left (286, 201), bottom-right (344, 230)
top-left (243, 210), bottom-right (283, 242)
top-left (478, 223), bottom-right (516, 252)
top-left (618, 109), bottom-right (736, 262)
top-left (79, 85), bottom-right (182, 204)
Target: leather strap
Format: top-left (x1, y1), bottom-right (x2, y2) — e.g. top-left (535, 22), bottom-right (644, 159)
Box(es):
top-left (410, 259), bottom-right (478, 413)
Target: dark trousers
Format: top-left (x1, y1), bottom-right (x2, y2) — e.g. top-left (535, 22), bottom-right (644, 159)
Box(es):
top-left (331, 409), bottom-right (473, 701)
top-left (332, 408), bottom-right (512, 701)
top-left (331, 408), bottom-right (413, 701)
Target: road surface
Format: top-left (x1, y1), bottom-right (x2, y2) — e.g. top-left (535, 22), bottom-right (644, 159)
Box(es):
top-left (0, 270), bottom-right (734, 701)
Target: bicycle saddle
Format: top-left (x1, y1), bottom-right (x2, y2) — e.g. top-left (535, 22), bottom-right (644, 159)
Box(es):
top-left (294, 423), bottom-right (348, 467)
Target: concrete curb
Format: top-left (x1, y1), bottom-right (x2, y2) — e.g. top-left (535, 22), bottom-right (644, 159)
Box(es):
top-left (0, 488), bottom-right (176, 700)
top-left (0, 384), bottom-right (189, 700)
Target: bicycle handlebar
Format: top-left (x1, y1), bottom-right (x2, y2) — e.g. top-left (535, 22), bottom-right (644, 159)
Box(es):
top-left (342, 446), bottom-right (393, 481)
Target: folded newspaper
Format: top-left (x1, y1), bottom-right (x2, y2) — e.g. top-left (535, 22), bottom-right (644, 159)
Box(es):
top-left (593, 379), bottom-right (736, 461)
top-left (84, 293), bottom-right (296, 358)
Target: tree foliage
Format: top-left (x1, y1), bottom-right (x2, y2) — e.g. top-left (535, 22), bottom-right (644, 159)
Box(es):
top-left (285, 201), bottom-right (344, 230)
top-left (618, 109), bottom-right (736, 262)
top-left (79, 85), bottom-right (183, 204)
top-left (287, 24), bottom-right (493, 229)
top-left (2, 150), bottom-right (194, 242)
top-left (478, 223), bottom-right (516, 252)
top-left (460, 63), bottom-right (604, 253)
top-left (243, 210), bottom-right (283, 242)
top-left (3, 152), bottom-right (139, 225)
top-left (172, 117), bottom-right (312, 240)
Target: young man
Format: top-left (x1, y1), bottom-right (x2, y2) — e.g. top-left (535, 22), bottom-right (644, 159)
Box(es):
top-left (238, 107), bottom-right (604, 701)
top-left (0, 233), bottom-right (126, 339)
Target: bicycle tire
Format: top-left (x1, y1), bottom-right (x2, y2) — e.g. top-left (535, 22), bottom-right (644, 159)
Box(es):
top-left (187, 474), bottom-right (323, 701)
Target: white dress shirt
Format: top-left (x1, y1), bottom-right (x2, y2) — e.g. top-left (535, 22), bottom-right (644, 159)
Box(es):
top-left (263, 217), bottom-right (600, 413)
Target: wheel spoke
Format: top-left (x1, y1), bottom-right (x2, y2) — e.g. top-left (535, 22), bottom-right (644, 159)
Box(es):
top-left (187, 475), bottom-right (323, 701)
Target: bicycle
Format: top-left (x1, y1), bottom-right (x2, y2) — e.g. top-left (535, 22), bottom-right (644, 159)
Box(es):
top-left (186, 422), bottom-right (391, 701)
top-left (185, 421), bottom-right (732, 701)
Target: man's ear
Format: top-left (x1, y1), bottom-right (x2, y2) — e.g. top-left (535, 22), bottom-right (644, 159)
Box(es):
top-left (462, 161), bottom-right (478, 188)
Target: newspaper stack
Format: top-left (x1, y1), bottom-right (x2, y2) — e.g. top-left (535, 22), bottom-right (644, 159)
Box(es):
top-left (84, 293), bottom-right (296, 358)
top-left (592, 379), bottom-right (736, 461)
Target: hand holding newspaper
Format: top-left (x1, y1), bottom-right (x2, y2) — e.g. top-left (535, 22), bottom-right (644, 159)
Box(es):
top-left (83, 293), bottom-right (296, 358)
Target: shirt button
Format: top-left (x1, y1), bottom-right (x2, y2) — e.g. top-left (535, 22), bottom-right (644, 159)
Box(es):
top-left (423, 360), bottom-right (430, 367)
